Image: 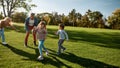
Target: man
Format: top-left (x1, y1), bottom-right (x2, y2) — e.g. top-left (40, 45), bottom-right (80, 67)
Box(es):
top-left (24, 13), bottom-right (38, 47)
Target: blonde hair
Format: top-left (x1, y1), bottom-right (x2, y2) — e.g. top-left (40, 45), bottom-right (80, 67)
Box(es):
top-left (4, 17), bottom-right (12, 22)
top-left (37, 21), bottom-right (46, 29)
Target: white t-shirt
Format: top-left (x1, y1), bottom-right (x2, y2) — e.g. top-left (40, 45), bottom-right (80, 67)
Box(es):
top-left (56, 30), bottom-right (69, 40)
top-left (29, 19), bottom-right (34, 26)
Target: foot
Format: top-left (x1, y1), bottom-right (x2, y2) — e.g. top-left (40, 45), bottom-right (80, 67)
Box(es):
top-left (24, 42), bottom-right (28, 47)
top-left (57, 52), bottom-right (61, 55)
top-left (37, 56), bottom-right (44, 60)
top-left (46, 51), bottom-right (49, 56)
top-left (63, 48), bottom-right (66, 52)
top-left (34, 41), bottom-right (37, 46)
top-left (2, 42), bottom-right (7, 45)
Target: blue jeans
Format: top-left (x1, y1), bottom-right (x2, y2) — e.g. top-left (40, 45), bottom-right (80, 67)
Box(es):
top-left (58, 39), bottom-right (65, 54)
top-left (0, 29), bottom-right (5, 42)
top-left (38, 40), bottom-right (47, 56)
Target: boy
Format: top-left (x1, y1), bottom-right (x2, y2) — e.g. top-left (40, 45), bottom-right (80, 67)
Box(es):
top-left (55, 23), bottom-right (69, 55)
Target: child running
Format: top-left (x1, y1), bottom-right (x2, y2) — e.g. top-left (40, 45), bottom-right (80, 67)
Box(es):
top-left (55, 23), bottom-right (69, 55)
top-left (36, 21), bottom-right (48, 60)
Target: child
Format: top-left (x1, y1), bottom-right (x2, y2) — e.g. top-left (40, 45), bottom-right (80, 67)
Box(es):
top-left (55, 23), bottom-right (69, 55)
top-left (36, 21), bottom-right (48, 60)
top-left (0, 17), bottom-right (18, 45)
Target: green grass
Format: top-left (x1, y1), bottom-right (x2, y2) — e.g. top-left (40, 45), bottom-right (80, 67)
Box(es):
top-left (0, 23), bottom-right (120, 68)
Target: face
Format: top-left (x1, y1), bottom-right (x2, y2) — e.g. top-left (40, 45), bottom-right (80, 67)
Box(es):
top-left (40, 24), bottom-right (45, 28)
top-left (30, 15), bottom-right (34, 20)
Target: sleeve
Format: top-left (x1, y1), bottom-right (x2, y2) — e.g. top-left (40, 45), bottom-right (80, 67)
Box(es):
top-left (34, 18), bottom-right (38, 26)
top-left (64, 31), bottom-right (69, 40)
top-left (56, 30), bottom-right (59, 35)
top-left (24, 18), bottom-right (29, 30)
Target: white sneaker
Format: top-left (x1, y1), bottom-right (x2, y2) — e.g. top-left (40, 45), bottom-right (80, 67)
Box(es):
top-left (46, 51), bottom-right (49, 56)
top-left (37, 56), bottom-right (44, 60)
top-left (2, 42), bottom-right (7, 45)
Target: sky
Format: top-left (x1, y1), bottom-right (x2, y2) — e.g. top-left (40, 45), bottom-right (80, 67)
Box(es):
top-left (29, 0), bottom-right (120, 17)
top-left (0, 0), bottom-right (120, 17)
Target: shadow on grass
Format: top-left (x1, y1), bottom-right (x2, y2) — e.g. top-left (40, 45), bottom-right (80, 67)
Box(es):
top-left (47, 28), bottom-right (120, 49)
top-left (3, 44), bottom-right (71, 68)
top-left (48, 49), bottom-right (119, 68)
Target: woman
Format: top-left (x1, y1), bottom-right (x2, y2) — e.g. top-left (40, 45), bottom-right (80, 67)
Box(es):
top-left (24, 13), bottom-right (38, 47)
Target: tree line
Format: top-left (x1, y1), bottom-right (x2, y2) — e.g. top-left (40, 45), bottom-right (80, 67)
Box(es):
top-left (0, 0), bottom-right (120, 29)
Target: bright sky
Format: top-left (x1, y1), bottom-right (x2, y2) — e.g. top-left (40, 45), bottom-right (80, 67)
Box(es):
top-left (0, 0), bottom-right (120, 17)
top-left (30, 0), bottom-right (120, 17)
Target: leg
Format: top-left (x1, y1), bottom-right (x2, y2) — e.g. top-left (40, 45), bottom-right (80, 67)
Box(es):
top-left (1, 29), bottom-right (5, 42)
top-left (57, 39), bottom-right (65, 54)
top-left (32, 29), bottom-right (36, 46)
top-left (24, 31), bottom-right (30, 46)
top-left (42, 40), bottom-right (49, 55)
top-left (38, 40), bottom-right (44, 56)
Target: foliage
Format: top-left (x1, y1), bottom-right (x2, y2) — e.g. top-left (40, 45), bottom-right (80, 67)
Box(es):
top-left (11, 12), bottom-right (27, 23)
top-left (0, 0), bottom-right (36, 17)
top-left (108, 8), bottom-right (120, 29)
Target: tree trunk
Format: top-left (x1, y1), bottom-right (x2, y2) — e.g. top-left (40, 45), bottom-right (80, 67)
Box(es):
top-left (1, 0), bottom-right (6, 17)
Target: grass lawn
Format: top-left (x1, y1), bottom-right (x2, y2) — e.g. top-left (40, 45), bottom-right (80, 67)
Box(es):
top-left (0, 23), bottom-right (120, 68)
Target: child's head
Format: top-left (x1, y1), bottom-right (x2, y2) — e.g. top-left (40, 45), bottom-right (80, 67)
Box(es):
top-left (38, 21), bottom-right (46, 29)
top-left (59, 23), bottom-right (65, 30)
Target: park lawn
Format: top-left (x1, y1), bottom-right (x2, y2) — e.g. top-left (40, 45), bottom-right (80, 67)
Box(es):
top-left (0, 23), bottom-right (120, 68)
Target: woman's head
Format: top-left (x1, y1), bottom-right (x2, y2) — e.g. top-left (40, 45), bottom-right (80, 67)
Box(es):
top-left (30, 13), bottom-right (35, 19)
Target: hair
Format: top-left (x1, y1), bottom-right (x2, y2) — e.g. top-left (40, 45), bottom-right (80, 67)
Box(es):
top-left (38, 21), bottom-right (46, 29)
top-left (59, 23), bottom-right (65, 29)
top-left (4, 17), bottom-right (11, 21)
top-left (30, 13), bottom-right (35, 16)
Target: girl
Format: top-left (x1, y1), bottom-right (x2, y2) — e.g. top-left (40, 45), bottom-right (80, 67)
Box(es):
top-left (0, 17), bottom-right (18, 45)
top-left (36, 21), bottom-right (48, 60)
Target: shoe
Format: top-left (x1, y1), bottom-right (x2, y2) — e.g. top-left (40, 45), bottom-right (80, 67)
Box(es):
top-left (46, 51), bottom-right (49, 56)
top-left (57, 52), bottom-right (61, 55)
top-left (34, 41), bottom-right (37, 46)
top-left (37, 56), bottom-right (44, 60)
top-left (2, 42), bottom-right (7, 45)
top-left (24, 42), bottom-right (28, 47)
top-left (63, 48), bottom-right (66, 52)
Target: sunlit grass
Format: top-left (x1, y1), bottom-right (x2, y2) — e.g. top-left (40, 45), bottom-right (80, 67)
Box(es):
top-left (0, 23), bottom-right (120, 68)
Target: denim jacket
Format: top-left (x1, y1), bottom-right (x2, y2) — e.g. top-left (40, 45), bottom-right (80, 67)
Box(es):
top-left (24, 17), bottom-right (38, 30)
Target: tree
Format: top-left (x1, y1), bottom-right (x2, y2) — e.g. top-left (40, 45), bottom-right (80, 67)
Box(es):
top-left (0, 0), bottom-right (36, 17)
top-left (69, 9), bottom-right (77, 26)
top-left (11, 12), bottom-right (27, 23)
top-left (108, 8), bottom-right (120, 29)
top-left (86, 9), bottom-right (104, 28)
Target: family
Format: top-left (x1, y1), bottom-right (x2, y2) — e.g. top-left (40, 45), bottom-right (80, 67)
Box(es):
top-left (0, 13), bottom-right (69, 61)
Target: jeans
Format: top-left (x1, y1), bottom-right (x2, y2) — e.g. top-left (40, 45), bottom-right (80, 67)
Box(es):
top-left (58, 39), bottom-right (65, 54)
top-left (0, 29), bottom-right (5, 42)
top-left (38, 40), bottom-right (47, 56)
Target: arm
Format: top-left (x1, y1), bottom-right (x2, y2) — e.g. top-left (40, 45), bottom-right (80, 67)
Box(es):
top-left (34, 18), bottom-right (38, 26)
top-left (9, 23), bottom-right (19, 31)
top-left (55, 30), bottom-right (59, 35)
top-left (64, 31), bottom-right (69, 40)
top-left (24, 18), bottom-right (29, 30)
